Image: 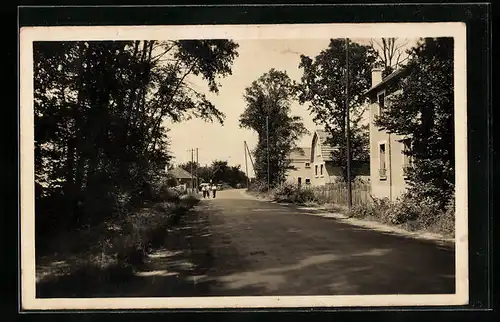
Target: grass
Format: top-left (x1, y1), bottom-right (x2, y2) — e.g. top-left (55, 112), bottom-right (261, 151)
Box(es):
top-left (36, 193), bottom-right (201, 288)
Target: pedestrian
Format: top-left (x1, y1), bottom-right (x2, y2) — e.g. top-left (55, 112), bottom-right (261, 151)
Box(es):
top-left (211, 183), bottom-right (217, 198)
top-left (202, 185), bottom-right (207, 198)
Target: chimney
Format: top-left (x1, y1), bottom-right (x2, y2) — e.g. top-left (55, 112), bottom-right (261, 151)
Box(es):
top-left (371, 67), bottom-right (383, 87)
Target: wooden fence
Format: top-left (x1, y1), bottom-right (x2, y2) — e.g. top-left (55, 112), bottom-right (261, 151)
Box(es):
top-left (312, 182), bottom-right (371, 206)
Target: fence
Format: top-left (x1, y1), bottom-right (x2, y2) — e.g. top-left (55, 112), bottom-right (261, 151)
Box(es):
top-left (312, 182), bottom-right (371, 206)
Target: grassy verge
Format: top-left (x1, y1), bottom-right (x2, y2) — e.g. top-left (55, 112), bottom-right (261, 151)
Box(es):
top-left (247, 182), bottom-right (454, 240)
top-left (36, 192), bottom-right (201, 293)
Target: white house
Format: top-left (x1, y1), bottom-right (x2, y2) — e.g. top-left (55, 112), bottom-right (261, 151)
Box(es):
top-left (286, 147), bottom-right (312, 186)
top-left (365, 67), bottom-right (412, 201)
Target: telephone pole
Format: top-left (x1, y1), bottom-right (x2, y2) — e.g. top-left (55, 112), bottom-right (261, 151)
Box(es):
top-left (244, 141), bottom-right (249, 188)
top-left (196, 148), bottom-right (199, 190)
top-left (266, 116), bottom-right (270, 192)
top-left (190, 148), bottom-right (194, 192)
top-left (345, 38), bottom-right (353, 210)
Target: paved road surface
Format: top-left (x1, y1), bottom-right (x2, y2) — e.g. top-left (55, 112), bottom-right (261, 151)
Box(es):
top-left (133, 188), bottom-right (455, 297)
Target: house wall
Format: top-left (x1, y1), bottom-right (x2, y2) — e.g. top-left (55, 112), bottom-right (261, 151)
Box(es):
top-left (311, 136), bottom-right (328, 186)
top-left (369, 89), bottom-right (408, 200)
top-left (286, 160), bottom-right (312, 185)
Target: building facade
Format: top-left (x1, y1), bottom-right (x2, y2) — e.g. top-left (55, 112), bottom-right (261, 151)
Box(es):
top-left (366, 67), bottom-right (412, 201)
top-left (285, 129), bottom-right (370, 187)
top-left (286, 147), bottom-right (312, 186)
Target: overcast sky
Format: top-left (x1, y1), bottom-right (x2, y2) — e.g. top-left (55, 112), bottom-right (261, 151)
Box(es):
top-left (164, 38), bottom-right (417, 177)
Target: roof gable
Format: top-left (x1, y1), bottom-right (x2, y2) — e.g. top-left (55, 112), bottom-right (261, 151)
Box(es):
top-left (312, 129), bottom-right (336, 161)
top-left (289, 147), bottom-right (311, 161)
top-left (169, 166), bottom-right (193, 179)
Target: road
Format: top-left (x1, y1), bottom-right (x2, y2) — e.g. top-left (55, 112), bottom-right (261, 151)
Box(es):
top-left (132, 188), bottom-right (455, 297)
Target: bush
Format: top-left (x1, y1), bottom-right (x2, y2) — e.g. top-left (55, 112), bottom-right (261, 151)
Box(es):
top-left (248, 180), bottom-right (269, 193)
top-left (352, 190), bottom-right (455, 237)
top-left (158, 185), bottom-right (182, 203)
top-left (272, 182), bottom-right (298, 202)
top-left (271, 182), bottom-right (317, 204)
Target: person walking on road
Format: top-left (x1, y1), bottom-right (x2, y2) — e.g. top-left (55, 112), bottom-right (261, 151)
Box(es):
top-left (211, 183), bottom-right (217, 198)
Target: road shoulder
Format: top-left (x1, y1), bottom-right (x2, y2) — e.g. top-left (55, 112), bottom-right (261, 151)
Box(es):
top-left (240, 189), bottom-right (455, 247)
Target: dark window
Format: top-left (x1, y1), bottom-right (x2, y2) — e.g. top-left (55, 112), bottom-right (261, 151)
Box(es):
top-left (378, 92), bottom-right (385, 114)
top-left (298, 177), bottom-right (302, 185)
top-left (379, 143), bottom-right (387, 180)
top-left (320, 164), bottom-right (324, 175)
top-left (315, 165), bottom-right (318, 176)
top-left (305, 178), bottom-right (311, 184)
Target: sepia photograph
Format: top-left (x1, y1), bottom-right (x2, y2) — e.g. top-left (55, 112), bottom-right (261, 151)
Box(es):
top-left (20, 23), bottom-right (468, 310)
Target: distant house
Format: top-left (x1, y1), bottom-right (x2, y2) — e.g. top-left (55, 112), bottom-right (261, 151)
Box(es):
top-left (168, 166), bottom-right (195, 188)
top-left (310, 129), bottom-right (370, 186)
top-left (286, 147), bottom-right (312, 186)
top-left (365, 67), bottom-right (411, 201)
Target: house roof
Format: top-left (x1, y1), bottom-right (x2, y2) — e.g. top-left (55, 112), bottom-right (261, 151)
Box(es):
top-left (289, 147), bottom-right (312, 161)
top-left (313, 129), bottom-right (336, 161)
top-left (169, 166), bottom-right (193, 179)
top-left (364, 68), bottom-right (408, 98)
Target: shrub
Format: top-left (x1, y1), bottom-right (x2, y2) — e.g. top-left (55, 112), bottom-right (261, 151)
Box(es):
top-left (158, 185), bottom-right (181, 203)
top-left (348, 204), bottom-right (375, 219)
top-left (272, 182), bottom-right (298, 202)
top-left (294, 187), bottom-right (317, 204)
top-left (248, 180), bottom-right (269, 193)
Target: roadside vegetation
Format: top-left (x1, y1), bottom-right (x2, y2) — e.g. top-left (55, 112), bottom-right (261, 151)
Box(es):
top-left (36, 180), bottom-right (201, 295)
top-left (247, 180), bottom-right (454, 239)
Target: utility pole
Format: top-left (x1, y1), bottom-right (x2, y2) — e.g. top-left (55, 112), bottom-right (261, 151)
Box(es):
top-left (244, 141), bottom-right (256, 178)
top-left (345, 38), bottom-right (353, 210)
top-left (244, 141), bottom-right (249, 188)
top-left (196, 148), bottom-right (199, 191)
top-left (266, 116), bottom-right (270, 192)
top-left (190, 148), bottom-right (194, 193)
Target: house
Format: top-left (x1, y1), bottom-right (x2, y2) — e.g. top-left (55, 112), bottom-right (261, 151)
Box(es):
top-left (168, 166), bottom-right (195, 188)
top-left (286, 147), bottom-right (312, 186)
top-left (309, 129), bottom-right (370, 186)
top-left (365, 67), bottom-right (412, 201)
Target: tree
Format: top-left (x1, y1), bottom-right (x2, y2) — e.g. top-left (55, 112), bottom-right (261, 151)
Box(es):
top-left (374, 37), bottom-right (454, 207)
top-left (297, 39), bottom-right (377, 182)
top-left (34, 39), bottom-right (239, 231)
top-left (369, 38), bottom-right (410, 77)
top-left (239, 69), bottom-right (308, 187)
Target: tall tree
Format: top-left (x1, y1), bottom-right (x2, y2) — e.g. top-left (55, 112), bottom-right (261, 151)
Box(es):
top-left (374, 37), bottom-right (454, 207)
top-left (239, 69), bottom-right (308, 187)
top-left (297, 39), bottom-right (376, 182)
top-left (34, 39), bottom-right (239, 230)
top-left (369, 38), bottom-right (410, 77)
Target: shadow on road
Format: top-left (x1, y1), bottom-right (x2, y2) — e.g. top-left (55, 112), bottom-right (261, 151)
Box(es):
top-left (37, 192), bottom-right (456, 298)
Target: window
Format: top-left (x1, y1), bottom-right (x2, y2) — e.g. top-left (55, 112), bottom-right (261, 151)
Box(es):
top-left (320, 164), bottom-right (324, 176)
top-left (298, 177), bottom-right (302, 185)
top-left (315, 165), bottom-right (318, 176)
top-left (377, 92), bottom-right (385, 115)
top-left (379, 143), bottom-right (387, 180)
top-left (305, 178), bottom-right (311, 185)
top-left (305, 162), bottom-right (311, 168)
top-left (402, 139), bottom-right (412, 177)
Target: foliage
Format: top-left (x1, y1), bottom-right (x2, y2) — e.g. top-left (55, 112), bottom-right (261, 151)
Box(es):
top-left (348, 187), bottom-right (455, 237)
top-left (178, 160), bottom-right (248, 187)
top-left (34, 40), bottom-right (239, 235)
top-left (297, 39), bottom-right (376, 182)
top-left (248, 180), bottom-right (269, 193)
top-left (373, 37), bottom-right (455, 208)
top-left (239, 69), bottom-right (308, 187)
top-left (272, 182), bottom-right (317, 204)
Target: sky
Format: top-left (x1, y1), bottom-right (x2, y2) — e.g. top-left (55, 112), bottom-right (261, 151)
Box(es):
top-left (163, 38), bottom-right (417, 177)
